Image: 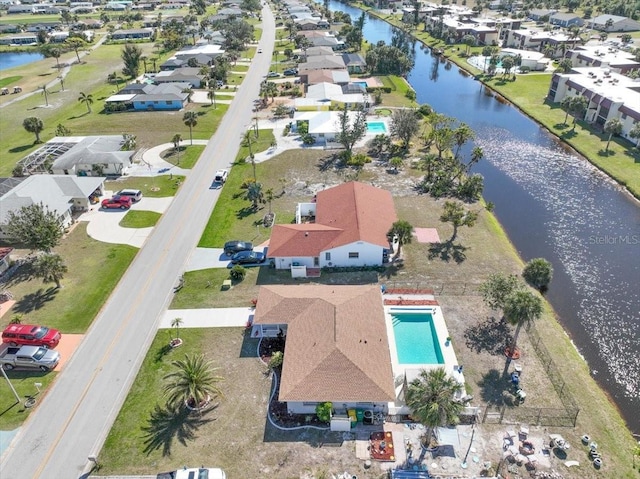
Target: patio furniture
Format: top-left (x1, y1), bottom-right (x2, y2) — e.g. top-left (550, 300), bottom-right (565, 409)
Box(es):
top-left (504, 430), bottom-right (516, 449)
top-left (549, 434), bottom-right (570, 450)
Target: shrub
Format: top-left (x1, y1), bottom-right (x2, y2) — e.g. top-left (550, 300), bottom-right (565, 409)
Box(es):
top-left (268, 351), bottom-right (283, 370)
top-left (315, 401), bottom-right (333, 423)
top-left (229, 265), bottom-right (246, 281)
top-left (240, 178), bottom-right (256, 189)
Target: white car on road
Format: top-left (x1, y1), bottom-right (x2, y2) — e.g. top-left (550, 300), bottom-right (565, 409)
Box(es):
top-left (210, 169), bottom-right (229, 189)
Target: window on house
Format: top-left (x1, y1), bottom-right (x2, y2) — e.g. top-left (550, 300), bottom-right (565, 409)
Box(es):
top-left (166, 100), bottom-right (173, 104)
top-left (348, 252), bottom-right (359, 259)
top-left (325, 252), bottom-right (331, 261)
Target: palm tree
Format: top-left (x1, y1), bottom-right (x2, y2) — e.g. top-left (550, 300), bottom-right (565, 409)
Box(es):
top-left (41, 85), bottom-right (49, 107)
top-left (522, 258), bottom-right (553, 293)
top-left (23, 117), bottom-right (44, 144)
top-left (629, 122), bottom-right (640, 149)
top-left (163, 353), bottom-right (224, 409)
top-left (603, 118), bottom-right (623, 152)
top-left (32, 252), bottom-right (68, 289)
top-left (171, 133), bottom-right (182, 164)
top-left (405, 368), bottom-right (464, 447)
top-left (244, 182), bottom-right (264, 210)
top-left (264, 188), bottom-right (274, 214)
top-left (261, 81), bottom-right (278, 103)
top-left (503, 289), bottom-right (543, 355)
top-left (171, 317), bottom-right (183, 342)
top-left (440, 201), bottom-right (478, 242)
top-left (207, 85), bottom-right (217, 108)
top-left (387, 220), bottom-right (414, 257)
top-left (183, 111), bottom-right (198, 145)
top-left (462, 34), bottom-right (475, 55)
top-left (78, 92), bottom-right (94, 113)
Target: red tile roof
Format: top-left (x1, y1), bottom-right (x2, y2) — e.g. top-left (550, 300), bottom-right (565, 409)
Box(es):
top-left (253, 285), bottom-right (395, 403)
top-left (268, 182), bottom-right (397, 258)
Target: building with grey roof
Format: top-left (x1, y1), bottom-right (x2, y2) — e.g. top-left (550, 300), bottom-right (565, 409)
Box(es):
top-left (0, 175), bottom-right (105, 239)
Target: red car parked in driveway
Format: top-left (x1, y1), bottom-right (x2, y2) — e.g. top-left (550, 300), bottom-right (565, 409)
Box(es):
top-left (101, 195), bottom-right (132, 209)
top-left (2, 324), bottom-right (61, 348)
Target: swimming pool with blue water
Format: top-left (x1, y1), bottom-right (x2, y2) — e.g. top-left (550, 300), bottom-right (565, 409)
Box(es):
top-left (391, 312), bottom-right (444, 364)
top-left (367, 121), bottom-right (387, 134)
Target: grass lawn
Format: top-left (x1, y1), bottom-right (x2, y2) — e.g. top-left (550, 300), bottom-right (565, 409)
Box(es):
top-left (0, 75), bottom-right (21, 88)
top-left (161, 145), bottom-right (205, 169)
top-left (0, 223), bottom-right (137, 333)
top-left (98, 328), bottom-right (314, 478)
top-left (378, 75), bottom-right (416, 108)
top-left (0, 370), bottom-right (58, 430)
top-left (106, 175), bottom-right (185, 197)
top-left (230, 64), bottom-right (249, 72)
top-left (198, 129), bottom-right (279, 248)
top-left (119, 211), bottom-right (161, 228)
top-left (0, 43), bottom-right (227, 176)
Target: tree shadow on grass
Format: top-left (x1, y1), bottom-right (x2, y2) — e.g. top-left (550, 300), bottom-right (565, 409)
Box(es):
top-left (478, 368), bottom-right (512, 405)
top-left (560, 129), bottom-right (578, 140)
top-left (13, 287), bottom-right (59, 313)
top-left (317, 154), bottom-right (338, 172)
top-left (9, 144), bottom-right (35, 154)
top-left (597, 148), bottom-right (615, 157)
top-left (141, 402), bottom-right (216, 457)
top-left (236, 206), bottom-right (258, 219)
top-left (427, 241), bottom-right (467, 263)
top-left (464, 316), bottom-right (511, 355)
top-left (553, 123), bottom-right (569, 130)
top-left (379, 261), bottom-right (403, 280)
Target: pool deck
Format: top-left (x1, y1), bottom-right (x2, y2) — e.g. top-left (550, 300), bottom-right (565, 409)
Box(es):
top-left (384, 301), bottom-right (464, 414)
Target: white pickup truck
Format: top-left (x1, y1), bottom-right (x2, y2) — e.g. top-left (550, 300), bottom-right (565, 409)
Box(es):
top-left (0, 344), bottom-right (60, 371)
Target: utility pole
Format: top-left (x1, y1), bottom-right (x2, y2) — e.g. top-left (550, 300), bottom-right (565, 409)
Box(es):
top-left (1, 366), bottom-right (20, 403)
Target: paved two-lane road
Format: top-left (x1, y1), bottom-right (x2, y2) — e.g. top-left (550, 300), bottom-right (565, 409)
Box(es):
top-left (0, 6), bottom-right (275, 478)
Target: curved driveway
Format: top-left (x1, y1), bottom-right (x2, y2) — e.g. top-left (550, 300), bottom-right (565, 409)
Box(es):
top-left (0, 5), bottom-right (276, 478)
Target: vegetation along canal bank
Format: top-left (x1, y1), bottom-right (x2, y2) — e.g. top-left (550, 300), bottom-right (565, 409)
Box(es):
top-left (319, 0), bottom-right (640, 435)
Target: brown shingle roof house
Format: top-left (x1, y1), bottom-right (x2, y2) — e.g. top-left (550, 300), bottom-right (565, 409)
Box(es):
top-left (268, 181), bottom-right (397, 271)
top-left (252, 284), bottom-right (395, 411)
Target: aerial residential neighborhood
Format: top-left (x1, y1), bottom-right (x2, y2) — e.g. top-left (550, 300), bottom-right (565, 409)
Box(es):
top-left (0, 0), bottom-right (639, 479)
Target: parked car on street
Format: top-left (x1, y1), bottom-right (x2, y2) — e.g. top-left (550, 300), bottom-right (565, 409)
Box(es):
top-left (2, 324), bottom-right (61, 348)
top-left (266, 71), bottom-right (280, 78)
top-left (230, 250), bottom-right (265, 265)
top-left (101, 195), bottom-right (132, 209)
top-left (223, 241), bottom-right (253, 256)
top-left (0, 344), bottom-right (60, 371)
top-left (210, 169), bottom-right (229, 189)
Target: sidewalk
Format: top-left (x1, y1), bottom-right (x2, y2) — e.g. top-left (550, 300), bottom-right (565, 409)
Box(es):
top-left (125, 141), bottom-right (206, 177)
top-left (160, 307), bottom-right (253, 328)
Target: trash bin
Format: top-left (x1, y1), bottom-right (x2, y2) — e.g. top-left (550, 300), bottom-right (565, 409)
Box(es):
top-left (356, 409), bottom-right (364, 423)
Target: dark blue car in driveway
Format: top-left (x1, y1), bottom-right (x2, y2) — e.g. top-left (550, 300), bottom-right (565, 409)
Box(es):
top-left (230, 251), bottom-right (266, 265)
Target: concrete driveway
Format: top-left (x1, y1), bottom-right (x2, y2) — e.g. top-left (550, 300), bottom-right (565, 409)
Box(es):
top-left (81, 197), bottom-right (173, 248)
top-left (186, 245), bottom-right (269, 271)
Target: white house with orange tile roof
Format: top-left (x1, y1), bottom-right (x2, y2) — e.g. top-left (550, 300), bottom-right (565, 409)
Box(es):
top-left (267, 182), bottom-right (397, 273)
top-left (251, 284), bottom-right (396, 414)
